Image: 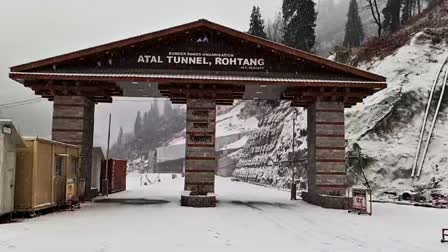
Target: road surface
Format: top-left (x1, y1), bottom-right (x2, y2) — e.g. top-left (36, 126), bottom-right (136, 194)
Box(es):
top-left (1, 173), bottom-right (447, 251)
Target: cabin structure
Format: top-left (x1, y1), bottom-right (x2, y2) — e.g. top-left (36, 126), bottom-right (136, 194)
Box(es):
top-left (9, 19), bottom-right (387, 208)
top-left (0, 120), bottom-right (25, 218)
top-left (14, 137), bottom-right (81, 214)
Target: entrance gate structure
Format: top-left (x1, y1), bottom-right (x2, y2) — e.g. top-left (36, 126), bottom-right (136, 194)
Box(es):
top-left (9, 20), bottom-right (386, 208)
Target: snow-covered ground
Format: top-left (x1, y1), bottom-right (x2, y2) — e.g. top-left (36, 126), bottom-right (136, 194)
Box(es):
top-left (1, 173), bottom-right (447, 252)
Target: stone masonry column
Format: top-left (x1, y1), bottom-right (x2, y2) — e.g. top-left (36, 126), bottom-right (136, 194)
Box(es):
top-left (302, 101), bottom-right (349, 209)
top-left (52, 96), bottom-right (95, 200)
top-left (181, 98), bottom-right (217, 207)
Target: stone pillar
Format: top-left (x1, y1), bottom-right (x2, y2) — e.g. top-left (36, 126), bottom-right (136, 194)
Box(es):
top-left (52, 96), bottom-right (95, 200)
top-left (302, 101), bottom-right (349, 209)
top-left (181, 99), bottom-right (217, 207)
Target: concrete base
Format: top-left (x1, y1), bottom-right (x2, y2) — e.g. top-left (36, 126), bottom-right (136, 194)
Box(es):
top-left (181, 191), bottom-right (216, 208)
top-left (302, 192), bottom-right (351, 210)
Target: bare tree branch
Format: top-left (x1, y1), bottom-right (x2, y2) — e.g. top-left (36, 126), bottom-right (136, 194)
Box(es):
top-left (365, 0), bottom-right (382, 37)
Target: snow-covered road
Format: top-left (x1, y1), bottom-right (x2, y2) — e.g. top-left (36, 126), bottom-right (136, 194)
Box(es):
top-left (1, 173), bottom-right (447, 252)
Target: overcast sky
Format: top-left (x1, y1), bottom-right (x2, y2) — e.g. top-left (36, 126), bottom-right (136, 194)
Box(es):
top-left (0, 0), bottom-right (285, 147)
top-left (1, 0), bottom-right (283, 99)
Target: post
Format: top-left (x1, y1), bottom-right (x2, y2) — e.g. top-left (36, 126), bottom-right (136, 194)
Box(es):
top-left (291, 108), bottom-right (297, 200)
top-left (302, 101), bottom-right (349, 209)
top-left (52, 96), bottom-right (94, 200)
top-left (105, 113), bottom-right (111, 196)
top-left (181, 98), bottom-right (217, 207)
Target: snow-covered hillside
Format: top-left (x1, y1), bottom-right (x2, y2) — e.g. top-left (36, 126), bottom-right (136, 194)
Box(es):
top-left (231, 4), bottom-right (448, 202)
top-left (233, 102), bottom-right (307, 188)
top-left (347, 28), bottom-right (448, 199)
top-left (216, 102), bottom-right (259, 138)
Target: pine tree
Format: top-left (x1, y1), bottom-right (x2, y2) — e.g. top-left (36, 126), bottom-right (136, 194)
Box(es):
top-left (266, 12), bottom-right (284, 42)
top-left (134, 111), bottom-right (142, 137)
top-left (383, 0), bottom-right (402, 33)
top-left (402, 0), bottom-right (416, 24)
top-left (282, 0), bottom-right (317, 52)
top-left (117, 127), bottom-right (124, 146)
top-left (163, 100), bottom-right (174, 117)
top-left (343, 0), bottom-right (365, 48)
top-left (248, 6), bottom-right (267, 39)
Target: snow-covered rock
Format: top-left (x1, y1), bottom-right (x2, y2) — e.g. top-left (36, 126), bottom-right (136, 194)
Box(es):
top-left (347, 30), bottom-right (448, 199)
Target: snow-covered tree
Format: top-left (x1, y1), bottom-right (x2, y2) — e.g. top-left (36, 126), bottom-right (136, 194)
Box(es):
top-left (117, 127), bottom-right (124, 147)
top-left (111, 100), bottom-right (186, 160)
top-left (163, 100), bottom-right (174, 117)
top-left (282, 0), bottom-right (317, 52)
top-left (343, 0), bottom-right (365, 48)
top-left (265, 12), bottom-right (284, 42)
top-left (248, 6), bottom-right (267, 39)
top-left (134, 111), bottom-right (142, 137)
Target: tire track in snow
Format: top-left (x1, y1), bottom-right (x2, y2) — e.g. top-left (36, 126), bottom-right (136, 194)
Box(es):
top-left (230, 200), bottom-right (324, 247)
top-left (232, 200), bottom-right (371, 250)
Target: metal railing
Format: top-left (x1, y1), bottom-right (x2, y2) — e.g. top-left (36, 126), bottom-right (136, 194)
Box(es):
top-left (411, 55), bottom-right (448, 178)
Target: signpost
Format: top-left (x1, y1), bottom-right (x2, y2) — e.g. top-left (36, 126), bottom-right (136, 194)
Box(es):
top-left (347, 145), bottom-right (373, 215)
top-left (349, 188), bottom-right (372, 215)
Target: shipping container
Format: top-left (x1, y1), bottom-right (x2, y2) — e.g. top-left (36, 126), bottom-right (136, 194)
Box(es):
top-left (14, 137), bottom-right (81, 214)
top-left (0, 120), bottom-right (25, 218)
top-left (101, 159), bottom-right (127, 194)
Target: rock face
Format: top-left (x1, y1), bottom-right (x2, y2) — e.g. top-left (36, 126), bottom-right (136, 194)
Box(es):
top-left (232, 101), bottom-right (307, 189)
top-left (346, 30), bottom-right (448, 199)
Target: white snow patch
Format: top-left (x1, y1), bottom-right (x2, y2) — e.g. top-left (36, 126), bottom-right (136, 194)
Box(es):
top-left (220, 135), bottom-right (249, 151)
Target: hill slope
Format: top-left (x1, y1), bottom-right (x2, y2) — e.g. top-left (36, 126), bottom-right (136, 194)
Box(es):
top-left (343, 2), bottom-right (448, 200)
top-left (347, 28), bottom-right (448, 199)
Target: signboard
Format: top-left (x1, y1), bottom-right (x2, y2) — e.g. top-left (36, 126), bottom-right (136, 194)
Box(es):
top-left (46, 28), bottom-right (305, 74)
top-left (137, 51), bottom-right (265, 71)
top-left (353, 191), bottom-right (367, 211)
top-left (349, 188), bottom-right (372, 215)
top-left (66, 178), bottom-right (76, 201)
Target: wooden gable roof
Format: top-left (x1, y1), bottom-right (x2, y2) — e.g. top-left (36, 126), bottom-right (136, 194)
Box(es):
top-left (10, 19), bottom-right (385, 83)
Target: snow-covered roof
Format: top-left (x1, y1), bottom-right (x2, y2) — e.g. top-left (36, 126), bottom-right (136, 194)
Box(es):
top-left (157, 144), bottom-right (185, 163)
top-left (0, 120), bottom-right (25, 148)
top-left (220, 136), bottom-right (249, 151)
top-left (216, 102), bottom-right (259, 137)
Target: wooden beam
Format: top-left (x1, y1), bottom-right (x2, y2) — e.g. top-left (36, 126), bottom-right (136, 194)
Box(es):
top-left (9, 73), bottom-right (387, 89)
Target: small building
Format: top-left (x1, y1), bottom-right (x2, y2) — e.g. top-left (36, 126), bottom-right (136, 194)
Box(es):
top-left (89, 147), bottom-right (104, 198)
top-left (156, 144), bottom-right (185, 173)
top-left (14, 137), bottom-right (81, 214)
top-left (0, 120), bottom-right (25, 218)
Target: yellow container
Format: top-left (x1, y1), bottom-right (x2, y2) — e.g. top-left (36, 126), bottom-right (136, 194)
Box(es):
top-left (14, 137), bottom-right (81, 213)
